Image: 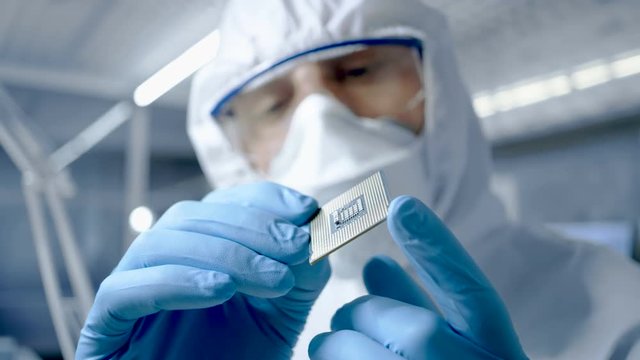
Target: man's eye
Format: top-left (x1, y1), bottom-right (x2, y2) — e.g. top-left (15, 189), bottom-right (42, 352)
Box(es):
top-left (265, 98), bottom-right (288, 115)
top-left (344, 67), bottom-right (369, 78)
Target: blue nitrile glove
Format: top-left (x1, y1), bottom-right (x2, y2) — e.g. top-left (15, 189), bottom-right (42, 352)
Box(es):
top-left (76, 182), bottom-right (331, 360)
top-left (309, 196), bottom-right (527, 359)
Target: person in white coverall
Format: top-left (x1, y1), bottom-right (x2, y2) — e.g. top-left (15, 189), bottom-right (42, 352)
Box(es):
top-left (76, 0), bottom-right (640, 359)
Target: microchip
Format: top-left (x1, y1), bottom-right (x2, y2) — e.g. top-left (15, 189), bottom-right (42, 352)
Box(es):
top-left (309, 171), bottom-right (390, 265)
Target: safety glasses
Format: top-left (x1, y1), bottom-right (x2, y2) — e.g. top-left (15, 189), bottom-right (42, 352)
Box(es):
top-left (211, 38), bottom-right (425, 171)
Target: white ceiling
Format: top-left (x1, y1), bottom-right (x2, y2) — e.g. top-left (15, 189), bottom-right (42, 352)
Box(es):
top-left (0, 0), bottom-right (226, 105)
top-left (0, 0), bottom-right (639, 144)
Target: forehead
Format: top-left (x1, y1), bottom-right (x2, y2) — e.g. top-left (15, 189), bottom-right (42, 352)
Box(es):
top-left (319, 44), bottom-right (417, 65)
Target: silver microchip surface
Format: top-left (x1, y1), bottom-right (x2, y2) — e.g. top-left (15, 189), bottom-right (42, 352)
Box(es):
top-left (309, 171), bottom-right (390, 265)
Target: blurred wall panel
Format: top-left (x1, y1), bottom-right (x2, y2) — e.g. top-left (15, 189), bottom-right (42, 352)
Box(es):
top-left (492, 116), bottom-right (640, 224)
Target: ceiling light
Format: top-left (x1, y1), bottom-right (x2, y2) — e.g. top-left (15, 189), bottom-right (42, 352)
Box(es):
top-left (493, 88), bottom-right (517, 112)
top-left (510, 80), bottom-right (551, 107)
top-left (610, 53), bottom-right (640, 79)
top-left (473, 94), bottom-right (496, 118)
top-left (570, 62), bottom-right (611, 90)
top-left (129, 206), bottom-right (154, 233)
top-left (544, 75), bottom-right (572, 97)
top-left (472, 47), bottom-right (640, 118)
top-left (133, 30), bottom-right (220, 107)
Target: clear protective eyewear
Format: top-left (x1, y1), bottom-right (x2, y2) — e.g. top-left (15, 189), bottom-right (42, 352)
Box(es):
top-left (211, 38), bottom-right (425, 172)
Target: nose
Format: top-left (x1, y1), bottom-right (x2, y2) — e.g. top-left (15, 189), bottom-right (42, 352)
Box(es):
top-left (290, 63), bottom-right (336, 98)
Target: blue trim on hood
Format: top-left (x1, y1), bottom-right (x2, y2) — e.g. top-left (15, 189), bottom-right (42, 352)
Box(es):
top-left (210, 37), bottom-right (423, 118)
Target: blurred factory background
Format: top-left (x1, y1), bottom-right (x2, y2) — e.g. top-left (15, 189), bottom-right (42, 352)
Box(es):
top-left (0, 0), bottom-right (639, 358)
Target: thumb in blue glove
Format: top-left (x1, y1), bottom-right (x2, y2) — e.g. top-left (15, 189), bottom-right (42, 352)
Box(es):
top-left (309, 196), bottom-right (527, 359)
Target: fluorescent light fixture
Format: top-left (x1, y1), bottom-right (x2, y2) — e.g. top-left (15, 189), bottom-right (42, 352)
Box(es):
top-left (570, 61), bottom-right (611, 90)
top-left (472, 47), bottom-right (640, 118)
top-left (493, 88), bottom-right (517, 112)
top-left (473, 94), bottom-right (496, 118)
top-left (129, 206), bottom-right (154, 233)
top-left (510, 80), bottom-right (551, 107)
top-left (134, 30), bottom-right (221, 107)
top-left (473, 74), bottom-right (574, 118)
top-left (611, 53), bottom-right (640, 79)
top-left (545, 75), bottom-right (572, 97)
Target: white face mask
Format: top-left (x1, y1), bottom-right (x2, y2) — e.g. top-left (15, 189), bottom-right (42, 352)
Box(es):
top-left (268, 93), bottom-right (431, 277)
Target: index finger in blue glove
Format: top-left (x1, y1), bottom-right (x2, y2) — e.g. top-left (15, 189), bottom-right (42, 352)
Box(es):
top-left (153, 200), bottom-right (311, 265)
top-left (202, 182), bottom-right (318, 226)
top-left (387, 196), bottom-right (525, 358)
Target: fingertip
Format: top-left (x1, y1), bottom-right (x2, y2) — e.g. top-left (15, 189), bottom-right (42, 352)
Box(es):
top-left (364, 255), bottom-right (400, 275)
top-left (315, 258), bottom-right (332, 284)
top-left (363, 255), bottom-right (402, 292)
top-left (388, 195), bottom-right (417, 213)
top-left (308, 332), bottom-right (331, 357)
top-left (309, 330), bottom-right (401, 359)
top-left (242, 181), bottom-right (319, 224)
top-left (201, 182), bottom-right (319, 224)
top-left (387, 196), bottom-right (433, 238)
top-left (330, 296), bottom-right (372, 331)
top-left (363, 256), bottom-right (438, 310)
top-left (254, 180), bottom-right (315, 205)
top-left (278, 183), bottom-right (319, 224)
top-left (282, 184), bottom-right (317, 208)
top-left (388, 196), bottom-right (418, 230)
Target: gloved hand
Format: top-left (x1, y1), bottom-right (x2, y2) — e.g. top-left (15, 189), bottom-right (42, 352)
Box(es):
top-left (76, 182), bottom-right (330, 360)
top-left (309, 196), bottom-right (528, 359)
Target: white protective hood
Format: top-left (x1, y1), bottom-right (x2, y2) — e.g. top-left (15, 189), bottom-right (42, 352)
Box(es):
top-left (188, 0), bottom-right (504, 248)
top-left (188, 0), bottom-right (640, 359)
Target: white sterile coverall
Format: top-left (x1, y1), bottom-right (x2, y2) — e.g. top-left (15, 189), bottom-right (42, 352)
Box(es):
top-left (187, 0), bottom-right (640, 359)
